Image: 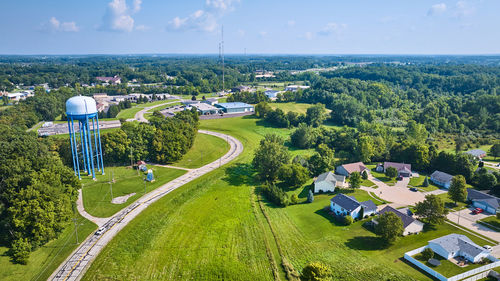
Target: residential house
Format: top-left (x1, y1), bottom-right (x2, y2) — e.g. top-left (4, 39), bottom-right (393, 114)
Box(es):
top-left (284, 85), bottom-right (310, 92)
top-left (430, 170), bottom-right (453, 189)
top-left (427, 234), bottom-right (490, 263)
top-left (383, 162), bottom-right (412, 177)
top-left (465, 149), bottom-right (487, 159)
top-left (96, 75), bottom-right (121, 85)
top-left (314, 171), bottom-right (345, 193)
top-left (264, 90), bottom-right (280, 100)
top-left (231, 85), bottom-right (253, 92)
top-left (467, 188), bottom-right (500, 214)
top-left (330, 193), bottom-right (377, 219)
top-left (335, 162), bottom-right (369, 177)
top-left (375, 206), bottom-right (424, 235)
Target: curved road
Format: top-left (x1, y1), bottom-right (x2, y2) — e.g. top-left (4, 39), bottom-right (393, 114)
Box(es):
top-left (50, 130), bottom-right (243, 281)
top-left (127, 100), bottom-right (179, 123)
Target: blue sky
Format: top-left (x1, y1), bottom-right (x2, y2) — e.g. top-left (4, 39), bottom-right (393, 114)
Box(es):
top-left (0, 0), bottom-right (499, 54)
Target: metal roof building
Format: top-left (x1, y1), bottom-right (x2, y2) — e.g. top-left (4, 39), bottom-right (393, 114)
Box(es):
top-left (216, 102), bottom-right (254, 114)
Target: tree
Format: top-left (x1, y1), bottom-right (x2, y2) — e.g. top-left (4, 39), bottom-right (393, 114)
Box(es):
top-left (307, 190), bottom-right (314, 203)
top-left (357, 135), bottom-right (375, 163)
top-left (101, 129), bottom-right (131, 164)
top-left (361, 170), bottom-right (368, 180)
top-left (349, 172), bottom-right (361, 188)
top-left (253, 134), bottom-right (290, 182)
top-left (290, 123), bottom-right (315, 149)
top-left (405, 120), bottom-right (428, 144)
top-left (490, 143), bottom-right (500, 160)
top-left (343, 215), bottom-right (353, 225)
top-left (421, 248), bottom-right (434, 261)
top-left (477, 173), bottom-right (498, 190)
top-left (423, 177), bottom-right (429, 187)
top-left (11, 238), bottom-right (31, 264)
top-left (308, 144), bottom-right (335, 176)
top-left (415, 194), bottom-right (448, 225)
top-left (254, 102), bottom-right (272, 118)
top-left (385, 167), bottom-right (398, 178)
top-left (191, 95), bottom-right (196, 101)
top-left (455, 137), bottom-right (466, 154)
top-left (375, 212), bottom-right (403, 245)
top-left (278, 163), bottom-right (309, 188)
top-left (305, 103), bottom-right (327, 127)
top-left (448, 175), bottom-right (467, 205)
top-left (290, 194), bottom-right (299, 205)
top-left (300, 262), bottom-right (331, 281)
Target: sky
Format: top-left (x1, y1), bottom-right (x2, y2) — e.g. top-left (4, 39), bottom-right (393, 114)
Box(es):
top-left (0, 0), bottom-right (499, 55)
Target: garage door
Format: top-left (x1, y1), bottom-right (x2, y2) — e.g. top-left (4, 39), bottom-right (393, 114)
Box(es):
top-left (486, 206), bottom-right (496, 214)
top-left (473, 202), bottom-right (486, 210)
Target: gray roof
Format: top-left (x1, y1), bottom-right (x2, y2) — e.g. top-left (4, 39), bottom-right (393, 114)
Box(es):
top-left (384, 162), bottom-right (411, 172)
top-left (467, 188), bottom-right (500, 209)
top-left (379, 206), bottom-right (416, 228)
top-left (431, 170), bottom-right (453, 183)
top-left (429, 234), bottom-right (489, 258)
top-left (217, 102), bottom-right (254, 109)
top-left (315, 171), bottom-right (335, 183)
top-left (360, 200), bottom-right (377, 212)
top-left (330, 194), bottom-right (361, 212)
top-left (465, 149), bottom-right (486, 158)
top-left (333, 174), bottom-right (345, 182)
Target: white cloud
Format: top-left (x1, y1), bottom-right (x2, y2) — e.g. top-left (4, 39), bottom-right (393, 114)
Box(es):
top-left (287, 20), bottom-right (295, 27)
top-left (427, 3), bottom-right (447, 16)
top-left (318, 22), bottom-right (347, 36)
top-left (41, 17), bottom-right (79, 32)
top-left (135, 24), bottom-right (149, 31)
top-left (100, 0), bottom-right (142, 32)
top-left (454, 0), bottom-right (475, 18)
top-left (166, 0), bottom-right (239, 32)
top-left (304, 31), bottom-right (313, 40)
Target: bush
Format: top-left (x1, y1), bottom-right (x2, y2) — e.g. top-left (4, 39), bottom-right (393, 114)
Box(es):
top-left (290, 194), bottom-right (299, 205)
top-left (343, 215), bottom-right (353, 225)
top-left (300, 261), bottom-right (331, 281)
top-left (496, 212), bottom-right (500, 220)
top-left (262, 183), bottom-right (289, 207)
top-left (307, 190), bottom-right (314, 203)
top-left (385, 167), bottom-right (398, 178)
top-left (11, 238), bottom-right (31, 264)
top-left (423, 177), bottom-right (429, 187)
top-left (421, 248), bottom-right (434, 261)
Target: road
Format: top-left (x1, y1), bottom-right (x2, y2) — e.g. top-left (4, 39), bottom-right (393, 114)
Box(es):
top-left (447, 208), bottom-right (500, 243)
top-left (127, 100), bottom-right (180, 122)
top-left (49, 130), bottom-right (243, 281)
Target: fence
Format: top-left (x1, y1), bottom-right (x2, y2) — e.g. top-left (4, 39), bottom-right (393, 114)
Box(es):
top-left (405, 247), bottom-right (500, 281)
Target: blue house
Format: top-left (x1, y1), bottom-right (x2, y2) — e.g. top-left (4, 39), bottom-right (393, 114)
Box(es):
top-left (216, 102), bottom-right (254, 114)
top-left (430, 170), bottom-right (453, 189)
top-left (467, 188), bottom-right (500, 214)
top-left (330, 194), bottom-right (377, 219)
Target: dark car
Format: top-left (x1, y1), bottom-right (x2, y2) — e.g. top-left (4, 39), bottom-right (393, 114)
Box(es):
top-left (397, 176), bottom-right (403, 181)
top-left (410, 187), bottom-right (418, 192)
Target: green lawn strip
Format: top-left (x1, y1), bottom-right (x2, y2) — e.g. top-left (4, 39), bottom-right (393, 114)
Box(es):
top-left (0, 214), bottom-right (97, 281)
top-left (366, 165), bottom-right (397, 185)
top-left (478, 216), bottom-right (500, 232)
top-left (115, 106), bottom-right (144, 119)
top-left (170, 133), bottom-right (230, 169)
top-left (413, 252), bottom-right (491, 277)
top-left (435, 193), bottom-right (468, 211)
top-left (82, 166), bottom-right (186, 218)
top-left (46, 127), bottom-right (122, 139)
top-left (408, 174), bottom-right (440, 192)
top-left (361, 178), bottom-right (376, 188)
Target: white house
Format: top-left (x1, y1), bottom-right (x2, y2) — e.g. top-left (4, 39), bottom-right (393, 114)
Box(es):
top-left (335, 162), bottom-right (369, 177)
top-left (427, 234), bottom-right (490, 263)
top-left (284, 85), bottom-right (310, 92)
top-left (375, 206), bottom-right (424, 235)
top-left (330, 194), bottom-right (377, 219)
top-left (467, 188), bottom-right (499, 214)
top-left (430, 170), bottom-right (453, 189)
top-left (314, 172), bottom-right (345, 193)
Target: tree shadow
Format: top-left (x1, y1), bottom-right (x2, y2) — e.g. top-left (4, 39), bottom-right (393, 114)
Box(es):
top-left (344, 236), bottom-right (387, 251)
top-left (298, 185), bottom-right (312, 198)
top-left (314, 208), bottom-right (345, 227)
top-left (222, 163), bottom-right (256, 186)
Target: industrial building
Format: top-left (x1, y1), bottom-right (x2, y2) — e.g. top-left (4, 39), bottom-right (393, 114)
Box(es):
top-left (216, 102), bottom-right (254, 114)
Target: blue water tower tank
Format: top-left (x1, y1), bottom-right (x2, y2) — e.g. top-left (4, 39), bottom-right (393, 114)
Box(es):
top-left (66, 96), bottom-right (104, 179)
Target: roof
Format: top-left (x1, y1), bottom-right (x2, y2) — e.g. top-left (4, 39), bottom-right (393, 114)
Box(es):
top-left (191, 103), bottom-right (218, 111)
top-left (431, 170), bottom-right (453, 183)
top-left (330, 194), bottom-right (361, 212)
top-left (384, 162), bottom-right (411, 172)
top-left (217, 102), bottom-right (254, 109)
top-left (360, 200), bottom-right (377, 212)
top-left (467, 188), bottom-right (500, 209)
top-left (466, 149), bottom-right (486, 158)
top-left (333, 174), bottom-right (345, 182)
top-left (379, 206), bottom-right (417, 228)
top-left (315, 171), bottom-right (336, 184)
top-left (339, 162), bottom-right (367, 174)
top-left (429, 234), bottom-right (489, 258)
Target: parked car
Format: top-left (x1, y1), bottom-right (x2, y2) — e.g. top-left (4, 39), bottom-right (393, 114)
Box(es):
top-left (484, 245), bottom-right (492, 250)
top-left (95, 227), bottom-right (106, 236)
top-left (472, 208), bottom-right (484, 214)
top-left (397, 176), bottom-right (403, 181)
top-left (410, 187), bottom-right (418, 192)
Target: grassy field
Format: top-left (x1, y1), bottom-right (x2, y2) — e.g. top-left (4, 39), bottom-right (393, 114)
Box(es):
top-left (82, 166), bottom-right (186, 218)
top-left (115, 106), bottom-right (144, 119)
top-left (408, 174), bottom-right (440, 192)
top-left (0, 214), bottom-right (97, 281)
top-left (81, 115), bottom-right (489, 280)
top-left (170, 132), bottom-right (230, 169)
top-left (269, 102), bottom-right (313, 114)
top-left (478, 216), bottom-right (500, 232)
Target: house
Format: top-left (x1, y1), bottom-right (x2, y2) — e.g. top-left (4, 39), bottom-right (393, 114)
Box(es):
top-left (93, 93), bottom-right (109, 100)
top-left (231, 85), bottom-right (253, 92)
top-left (427, 234), bottom-right (490, 263)
top-left (264, 90), bottom-right (280, 99)
top-left (335, 162), bottom-right (369, 177)
top-left (465, 149), bottom-right (487, 159)
top-left (383, 162), bottom-right (412, 177)
top-left (330, 193), bottom-right (377, 219)
top-left (314, 172), bottom-right (345, 193)
top-left (375, 206), bottom-right (424, 235)
top-left (430, 170), bottom-right (453, 189)
top-left (467, 188), bottom-right (500, 214)
top-left (216, 102), bottom-right (254, 114)
top-left (96, 75), bottom-right (121, 85)
top-left (284, 85), bottom-right (310, 92)
top-left (202, 98), bottom-right (218, 106)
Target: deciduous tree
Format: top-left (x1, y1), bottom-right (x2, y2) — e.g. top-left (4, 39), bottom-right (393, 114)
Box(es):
top-left (375, 212), bottom-right (403, 245)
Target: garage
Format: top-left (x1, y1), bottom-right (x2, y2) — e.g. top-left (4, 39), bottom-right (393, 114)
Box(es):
top-left (473, 201), bottom-right (497, 214)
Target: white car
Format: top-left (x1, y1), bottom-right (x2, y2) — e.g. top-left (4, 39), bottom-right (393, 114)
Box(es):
top-left (484, 245), bottom-right (492, 250)
top-left (95, 227), bottom-right (106, 236)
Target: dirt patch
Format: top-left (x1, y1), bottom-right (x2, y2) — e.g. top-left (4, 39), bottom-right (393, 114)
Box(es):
top-left (111, 193), bottom-right (136, 204)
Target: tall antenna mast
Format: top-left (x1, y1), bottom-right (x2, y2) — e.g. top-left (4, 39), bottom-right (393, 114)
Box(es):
top-left (222, 25), bottom-right (225, 93)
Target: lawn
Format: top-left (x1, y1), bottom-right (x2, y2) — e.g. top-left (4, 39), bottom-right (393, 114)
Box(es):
top-left (408, 174), bottom-right (440, 192)
top-left (366, 164), bottom-right (397, 185)
top-left (414, 252), bottom-right (491, 277)
top-left (82, 166), bottom-right (186, 218)
top-left (361, 178), bottom-right (376, 188)
top-left (170, 132), bottom-right (230, 169)
top-left (436, 193), bottom-right (468, 211)
top-left (478, 216), bottom-right (500, 232)
top-left (81, 116), bottom-right (487, 281)
top-left (0, 214), bottom-right (97, 281)
top-left (269, 102), bottom-right (314, 114)
top-left (115, 106), bottom-right (144, 119)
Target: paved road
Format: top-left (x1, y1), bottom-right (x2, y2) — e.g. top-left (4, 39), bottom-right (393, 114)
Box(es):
top-left (127, 100), bottom-right (179, 122)
top-left (447, 207), bottom-right (500, 243)
top-left (50, 130), bottom-right (243, 281)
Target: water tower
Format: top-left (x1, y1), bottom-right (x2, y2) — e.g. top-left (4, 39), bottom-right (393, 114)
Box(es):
top-left (66, 96), bottom-right (104, 179)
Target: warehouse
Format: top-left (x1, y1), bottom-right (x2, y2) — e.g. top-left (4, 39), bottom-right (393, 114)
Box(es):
top-left (216, 102), bottom-right (254, 114)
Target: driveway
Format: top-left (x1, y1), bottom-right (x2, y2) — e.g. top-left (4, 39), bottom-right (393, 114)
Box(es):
top-left (361, 175), bottom-right (426, 208)
top-left (447, 207), bottom-right (500, 244)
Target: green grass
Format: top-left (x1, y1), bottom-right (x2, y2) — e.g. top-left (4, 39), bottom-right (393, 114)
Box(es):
top-left (170, 132), bottom-right (230, 169)
top-left (436, 193), bottom-right (468, 211)
top-left (478, 216), bottom-right (500, 232)
top-left (408, 174), bottom-right (440, 192)
top-left (82, 115), bottom-right (491, 281)
top-left (366, 164), bottom-right (397, 185)
top-left (269, 102), bottom-right (314, 114)
top-left (115, 106), bottom-right (144, 119)
top-left (82, 166), bottom-right (186, 218)
top-left (0, 214), bottom-right (97, 281)
top-left (361, 178), bottom-right (376, 187)
top-left (414, 252), bottom-right (491, 277)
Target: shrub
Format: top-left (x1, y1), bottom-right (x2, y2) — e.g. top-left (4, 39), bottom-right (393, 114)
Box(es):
top-left (262, 183), bottom-right (289, 207)
top-left (307, 190), bottom-right (314, 203)
top-left (385, 167), bottom-right (398, 178)
top-left (423, 177), bottom-right (429, 187)
top-left (343, 215), bottom-right (353, 225)
top-left (290, 194), bottom-right (299, 205)
top-left (421, 248), bottom-right (434, 261)
top-left (300, 261), bottom-right (331, 281)
top-left (497, 212), bottom-right (500, 220)
top-left (11, 238), bottom-right (31, 264)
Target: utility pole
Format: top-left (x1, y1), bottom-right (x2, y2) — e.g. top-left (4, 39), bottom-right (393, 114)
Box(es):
top-left (221, 25), bottom-right (225, 94)
top-left (144, 177), bottom-right (147, 194)
top-left (201, 150), bottom-right (203, 164)
top-left (72, 218), bottom-right (79, 244)
top-left (109, 171), bottom-right (114, 201)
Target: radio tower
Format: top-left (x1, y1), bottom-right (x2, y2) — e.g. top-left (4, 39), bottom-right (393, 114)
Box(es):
top-left (221, 25), bottom-right (225, 94)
